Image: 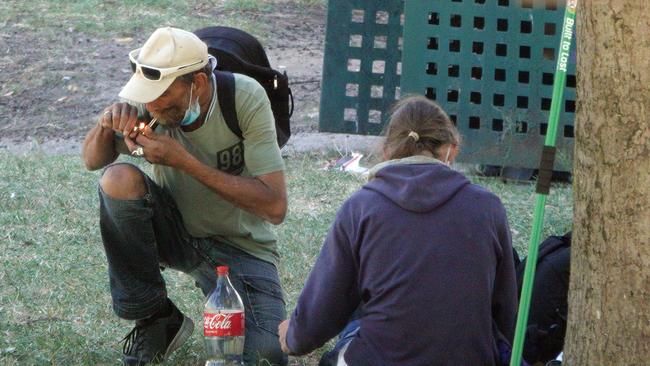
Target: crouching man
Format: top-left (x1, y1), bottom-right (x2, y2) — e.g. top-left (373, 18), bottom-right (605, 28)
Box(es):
top-left (82, 27), bottom-right (288, 365)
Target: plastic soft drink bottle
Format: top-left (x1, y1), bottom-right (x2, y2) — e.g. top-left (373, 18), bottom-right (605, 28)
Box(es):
top-left (204, 266), bottom-right (245, 366)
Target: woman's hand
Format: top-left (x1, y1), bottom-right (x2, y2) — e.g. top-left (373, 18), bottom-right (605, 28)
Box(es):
top-left (278, 318), bottom-right (293, 354)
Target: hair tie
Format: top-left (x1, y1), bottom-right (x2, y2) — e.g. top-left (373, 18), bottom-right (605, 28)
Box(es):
top-left (408, 131), bottom-right (420, 142)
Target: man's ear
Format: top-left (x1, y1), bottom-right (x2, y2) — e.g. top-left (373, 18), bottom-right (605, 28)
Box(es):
top-left (196, 72), bottom-right (210, 91)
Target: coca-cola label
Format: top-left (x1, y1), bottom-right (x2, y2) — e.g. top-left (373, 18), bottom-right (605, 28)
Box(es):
top-left (203, 311), bottom-right (245, 337)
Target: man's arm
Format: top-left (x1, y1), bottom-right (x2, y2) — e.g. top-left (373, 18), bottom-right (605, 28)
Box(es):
top-left (82, 103), bottom-right (140, 171)
top-left (492, 200), bottom-right (518, 342)
top-left (82, 122), bottom-right (119, 170)
top-left (182, 151), bottom-right (287, 224)
top-left (134, 131), bottom-right (287, 224)
top-left (135, 76), bottom-right (287, 224)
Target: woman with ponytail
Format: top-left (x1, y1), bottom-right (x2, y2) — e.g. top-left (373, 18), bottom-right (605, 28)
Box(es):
top-left (279, 96), bottom-right (517, 366)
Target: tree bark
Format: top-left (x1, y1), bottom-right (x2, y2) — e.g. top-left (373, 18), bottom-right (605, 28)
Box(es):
top-left (565, 1), bottom-right (650, 365)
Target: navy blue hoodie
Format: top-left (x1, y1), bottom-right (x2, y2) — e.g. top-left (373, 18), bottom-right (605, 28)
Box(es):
top-left (286, 156), bottom-right (517, 366)
top-left (287, 156), bottom-right (517, 366)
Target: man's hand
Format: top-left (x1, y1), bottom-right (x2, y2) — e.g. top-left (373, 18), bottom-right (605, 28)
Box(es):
top-left (129, 128), bottom-right (190, 168)
top-left (100, 103), bottom-right (142, 139)
top-left (278, 318), bottom-right (293, 355)
top-left (83, 102), bottom-right (144, 170)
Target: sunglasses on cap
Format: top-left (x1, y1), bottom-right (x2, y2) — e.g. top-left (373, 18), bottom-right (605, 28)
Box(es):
top-left (128, 49), bottom-right (204, 81)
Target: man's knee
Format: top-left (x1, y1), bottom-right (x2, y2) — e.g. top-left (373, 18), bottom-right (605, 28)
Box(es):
top-left (100, 164), bottom-right (147, 200)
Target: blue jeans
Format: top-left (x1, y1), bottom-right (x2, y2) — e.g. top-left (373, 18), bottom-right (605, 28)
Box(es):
top-left (319, 317), bottom-right (522, 366)
top-left (318, 314), bottom-right (361, 366)
top-left (98, 163), bottom-right (287, 365)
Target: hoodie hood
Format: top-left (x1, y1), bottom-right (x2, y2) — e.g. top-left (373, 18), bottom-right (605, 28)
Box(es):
top-left (364, 155), bottom-right (470, 213)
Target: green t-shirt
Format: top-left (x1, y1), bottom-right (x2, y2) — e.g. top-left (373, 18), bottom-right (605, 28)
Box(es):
top-left (153, 73), bottom-right (285, 266)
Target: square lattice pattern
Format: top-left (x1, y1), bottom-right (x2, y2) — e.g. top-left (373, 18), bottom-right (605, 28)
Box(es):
top-left (319, 0), bottom-right (404, 135)
top-left (401, 0), bottom-right (576, 171)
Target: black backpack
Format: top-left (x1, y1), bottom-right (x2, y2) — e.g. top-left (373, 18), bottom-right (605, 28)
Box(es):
top-left (194, 26), bottom-right (293, 148)
top-left (516, 232), bottom-right (572, 365)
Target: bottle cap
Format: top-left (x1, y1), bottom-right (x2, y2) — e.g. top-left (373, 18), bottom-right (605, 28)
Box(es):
top-left (216, 266), bottom-right (229, 276)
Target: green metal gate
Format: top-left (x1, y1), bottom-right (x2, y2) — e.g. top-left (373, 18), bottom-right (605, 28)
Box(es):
top-left (400, 0), bottom-right (576, 171)
top-left (319, 0), bottom-right (404, 135)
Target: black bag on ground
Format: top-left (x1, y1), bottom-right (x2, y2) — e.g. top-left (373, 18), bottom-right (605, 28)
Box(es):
top-left (516, 232), bottom-right (571, 365)
top-left (194, 26), bottom-right (293, 148)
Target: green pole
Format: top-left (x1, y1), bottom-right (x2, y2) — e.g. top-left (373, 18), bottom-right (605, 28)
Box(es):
top-left (509, 1), bottom-right (578, 365)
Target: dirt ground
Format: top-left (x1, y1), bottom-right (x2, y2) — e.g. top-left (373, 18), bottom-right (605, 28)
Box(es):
top-left (0, 4), bottom-right (378, 156)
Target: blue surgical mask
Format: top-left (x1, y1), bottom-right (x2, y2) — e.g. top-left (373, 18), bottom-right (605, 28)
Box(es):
top-left (179, 83), bottom-right (200, 126)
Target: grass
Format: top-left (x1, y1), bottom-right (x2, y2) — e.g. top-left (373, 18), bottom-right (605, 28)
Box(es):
top-left (0, 0), bottom-right (324, 41)
top-left (0, 150), bottom-right (572, 365)
top-left (2, 1), bottom-right (201, 36)
top-left (0, 0), bottom-right (572, 363)
top-left (222, 0), bottom-right (275, 12)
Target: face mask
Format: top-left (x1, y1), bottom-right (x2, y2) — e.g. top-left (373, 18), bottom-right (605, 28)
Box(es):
top-left (179, 83), bottom-right (200, 126)
top-left (444, 145), bottom-right (452, 166)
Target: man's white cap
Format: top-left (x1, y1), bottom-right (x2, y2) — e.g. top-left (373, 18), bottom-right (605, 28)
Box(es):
top-left (119, 27), bottom-right (208, 104)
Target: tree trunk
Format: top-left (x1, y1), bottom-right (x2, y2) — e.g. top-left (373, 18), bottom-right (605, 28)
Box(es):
top-left (565, 1), bottom-right (650, 365)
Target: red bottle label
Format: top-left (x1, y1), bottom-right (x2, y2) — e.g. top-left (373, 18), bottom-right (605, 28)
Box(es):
top-left (203, 311), bottom-right (245, 337)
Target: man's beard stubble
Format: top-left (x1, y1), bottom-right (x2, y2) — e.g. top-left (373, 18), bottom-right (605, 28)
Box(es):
top-left (152, 107), bottom-right (184, 129)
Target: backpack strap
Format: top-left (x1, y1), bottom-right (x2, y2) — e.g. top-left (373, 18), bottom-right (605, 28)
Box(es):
top-left (214, 70), bottom-right (243, 140)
